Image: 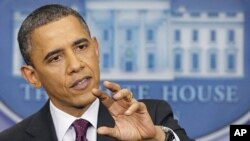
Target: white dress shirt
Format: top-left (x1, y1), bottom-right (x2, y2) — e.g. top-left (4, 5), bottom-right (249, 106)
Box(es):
top-left (50, 99), bottom-right (100, 141)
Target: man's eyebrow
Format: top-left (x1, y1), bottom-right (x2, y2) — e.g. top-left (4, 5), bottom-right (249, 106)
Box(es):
top-left (72, 38), bottom-right (89, 46)
top-left (43, 48), bottom-right (63, 62)
top-left (43, 38), bottom-right (89, 62)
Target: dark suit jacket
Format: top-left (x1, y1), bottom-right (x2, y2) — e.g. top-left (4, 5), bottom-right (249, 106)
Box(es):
top-left (0, 99), bottom-right (194, 141)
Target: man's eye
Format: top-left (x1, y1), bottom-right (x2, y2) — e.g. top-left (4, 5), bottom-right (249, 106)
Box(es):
top-left (76, 44), bottom-right (88, 50)
top-left (49, 55), bottom-right (61, 62)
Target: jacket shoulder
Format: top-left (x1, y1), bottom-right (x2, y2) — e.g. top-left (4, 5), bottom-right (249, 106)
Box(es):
top-left (0, 101), bottom-right (57, 141)
top-left (0, 114), bottom-right (35, 141)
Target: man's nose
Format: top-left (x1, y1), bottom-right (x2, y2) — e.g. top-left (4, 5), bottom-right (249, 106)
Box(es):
top-left (66, 52), bottom-right (84, 74)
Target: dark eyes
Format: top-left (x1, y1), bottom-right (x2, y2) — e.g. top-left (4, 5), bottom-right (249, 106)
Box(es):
top-left (76, 44), bottom-right (88, 51)
top-left (49, 55), bottom-right (62, 63)
top-left (46, 43), bottom-right (88, 64)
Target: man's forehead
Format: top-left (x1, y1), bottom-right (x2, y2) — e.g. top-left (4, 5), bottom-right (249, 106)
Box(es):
top-left (31, 16), bottom-right (88, 40)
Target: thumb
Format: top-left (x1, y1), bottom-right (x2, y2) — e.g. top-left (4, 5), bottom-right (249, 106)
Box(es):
top-left (92, 88), bottom-right (113, 108)
top-left (97, 126), bottom-right (118, 138)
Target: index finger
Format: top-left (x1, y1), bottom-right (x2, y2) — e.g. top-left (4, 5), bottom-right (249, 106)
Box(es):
top-left (103, 81), bottom-right (121, 93)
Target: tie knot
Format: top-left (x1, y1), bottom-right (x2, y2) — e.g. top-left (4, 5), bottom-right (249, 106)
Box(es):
top-left (72, 119), bottom-right (90, 141)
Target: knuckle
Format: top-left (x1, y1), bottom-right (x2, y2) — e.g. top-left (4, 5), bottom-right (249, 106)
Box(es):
top-left (124, 89), bottom-right (131, 94)
top-left (120, 89), bottom-right (129, 96)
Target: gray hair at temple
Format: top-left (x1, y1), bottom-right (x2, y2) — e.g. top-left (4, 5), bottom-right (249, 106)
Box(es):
top-left (18, 4), bottom-right (90, 66)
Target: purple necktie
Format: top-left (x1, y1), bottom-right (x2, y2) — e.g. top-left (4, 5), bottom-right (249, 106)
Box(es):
top-left (72, 119), bottom-right (90, 141)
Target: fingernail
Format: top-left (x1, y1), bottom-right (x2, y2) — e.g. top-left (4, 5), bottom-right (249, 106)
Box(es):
top-left (113, 94), bottom-right (119, 99)
top-left (125, 110), bottom-right (131, 115)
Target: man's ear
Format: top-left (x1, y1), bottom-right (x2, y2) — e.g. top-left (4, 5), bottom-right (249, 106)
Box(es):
top-left (92, 37), bottom-right (100, 58)
top-left (21, 65), bottom-right (42, 88)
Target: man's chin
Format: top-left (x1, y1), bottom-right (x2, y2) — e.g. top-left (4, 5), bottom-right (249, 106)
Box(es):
top-left (75, 96), bottom-right (96, 108)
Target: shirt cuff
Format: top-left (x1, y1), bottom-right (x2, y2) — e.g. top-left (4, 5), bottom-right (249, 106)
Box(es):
top-left (159, 126), bottom-right (180, 141)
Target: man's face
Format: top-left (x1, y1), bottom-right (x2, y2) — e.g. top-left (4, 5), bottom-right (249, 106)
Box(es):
top-left (25, 15), bottom-right (100, 115)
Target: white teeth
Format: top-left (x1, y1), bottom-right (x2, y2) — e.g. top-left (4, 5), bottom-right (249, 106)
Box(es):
top-left (78, 78), bottom-right (87, 85)
top-left (72, 77), bottom-right (90, 90)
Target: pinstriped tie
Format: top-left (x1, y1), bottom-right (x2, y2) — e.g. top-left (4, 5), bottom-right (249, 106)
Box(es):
top-left (72, 119), bottom-right (90, 141)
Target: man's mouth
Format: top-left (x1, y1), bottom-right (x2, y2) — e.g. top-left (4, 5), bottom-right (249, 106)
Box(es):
top-left (70, 76), bottom-right (91, 90)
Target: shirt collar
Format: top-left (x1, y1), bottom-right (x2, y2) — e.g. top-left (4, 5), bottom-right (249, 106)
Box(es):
top-left (50, 99), bottom-right (100, 141)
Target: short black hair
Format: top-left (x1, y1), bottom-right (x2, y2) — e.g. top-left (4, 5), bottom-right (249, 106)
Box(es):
top-left (18, 4), bottom-right (90, 65)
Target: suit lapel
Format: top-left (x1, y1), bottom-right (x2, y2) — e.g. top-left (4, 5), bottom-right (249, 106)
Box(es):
top-left (97, 102), bottom-right (116, 141)
top-left (25, 101), bottom-right (58, 141)
top-left (25, 100), bottom-right (117, 141)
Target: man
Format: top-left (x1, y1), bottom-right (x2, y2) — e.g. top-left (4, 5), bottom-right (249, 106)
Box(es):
top-left (0, 4), bottom-right (194, 141)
